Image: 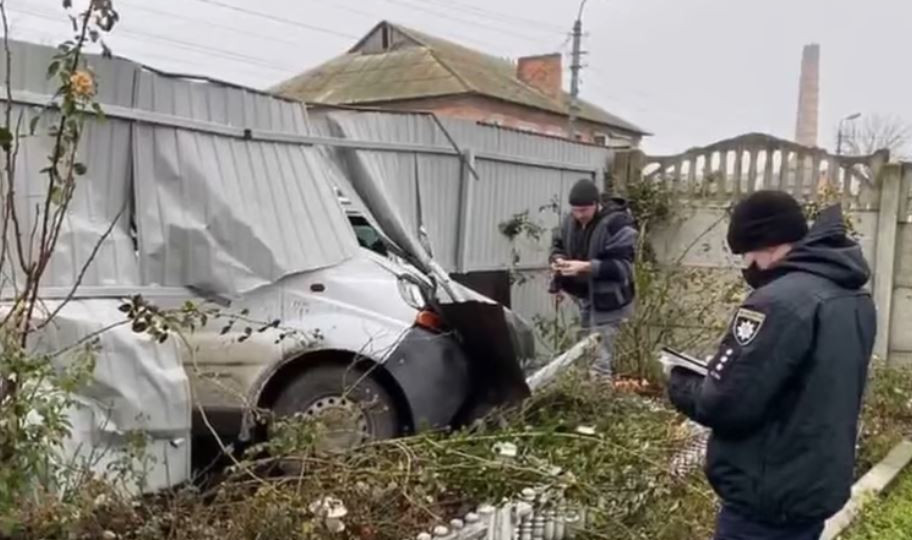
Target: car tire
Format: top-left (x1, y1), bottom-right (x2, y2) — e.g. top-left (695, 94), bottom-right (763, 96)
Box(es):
top-left (271, 362), bottom-right (400, 454)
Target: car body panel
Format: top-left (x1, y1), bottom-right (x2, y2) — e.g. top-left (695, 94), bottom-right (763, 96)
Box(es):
top-left (183, 250), bottom-right (473, 439)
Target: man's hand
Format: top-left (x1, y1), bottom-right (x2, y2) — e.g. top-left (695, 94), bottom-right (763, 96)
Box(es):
top-left (550, 257), bottom-right (566, 273)
top-left (557, 260), bottom-right (592, 276)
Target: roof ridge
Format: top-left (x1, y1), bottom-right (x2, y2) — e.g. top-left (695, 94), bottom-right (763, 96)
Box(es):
top-left (425, 48), bottom-right (476, 94)
top-left (387, 22), bottom-right (426, 46)
top-left (390, 23), bottom-right (477, 93)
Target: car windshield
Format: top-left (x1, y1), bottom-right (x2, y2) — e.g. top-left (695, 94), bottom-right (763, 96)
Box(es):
top-left (349, 215), bottom-right (389, 257)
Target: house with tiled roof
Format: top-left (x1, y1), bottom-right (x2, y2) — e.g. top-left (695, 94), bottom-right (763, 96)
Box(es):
top-left (272, 21), bottom-right (648, 147)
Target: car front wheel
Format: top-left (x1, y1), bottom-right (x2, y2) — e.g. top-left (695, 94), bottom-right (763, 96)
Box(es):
top-left (271, 363), bottom-right (400, 454)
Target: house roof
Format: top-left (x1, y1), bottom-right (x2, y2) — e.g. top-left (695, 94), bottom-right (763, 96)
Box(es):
top-left (271, 22), bottom-right (647, 136)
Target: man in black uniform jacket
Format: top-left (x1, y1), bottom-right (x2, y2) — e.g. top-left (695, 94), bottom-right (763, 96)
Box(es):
top-left (667, 191), bottom-right (876, 540)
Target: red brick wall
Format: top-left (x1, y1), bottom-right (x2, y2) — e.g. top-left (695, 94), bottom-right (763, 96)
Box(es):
top-left (351, 95), bottom-right (639, 147)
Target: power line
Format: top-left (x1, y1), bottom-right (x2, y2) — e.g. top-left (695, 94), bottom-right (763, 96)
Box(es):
top-left (306, 0), bottom-right (511, 55)
top-left (422, 0), bottom-right (568, 35)
top-left (7, 19), bottom-right (286, 84)
top-left (379, 0), bottom-right (550, 44)
top-left (191, 0), bottom-right (359, 40)
top-left (301, 0), bottom-right (387, 22)
top-left (305, 0), bottom-right (557, 54)
top-left (9, 6), bottom-right (298, 73)
top-left (113, 0), bottom-right (310, 49)
top-left (119, 28), bottom-right (294, 72)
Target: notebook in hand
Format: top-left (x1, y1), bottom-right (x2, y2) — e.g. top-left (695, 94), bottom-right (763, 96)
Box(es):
top-left (659, 346), bottom-right (709, 377)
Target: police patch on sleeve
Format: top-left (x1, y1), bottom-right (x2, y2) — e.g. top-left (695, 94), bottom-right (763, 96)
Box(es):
top-left (733, 308), bottom-right (766, 346)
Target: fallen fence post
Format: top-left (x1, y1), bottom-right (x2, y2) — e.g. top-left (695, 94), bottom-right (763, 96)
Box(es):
top-left (525, 333), bottom-right (601, 393)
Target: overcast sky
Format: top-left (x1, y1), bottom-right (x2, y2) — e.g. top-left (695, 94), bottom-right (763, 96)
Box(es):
top-left (6, 0), bottom-right (910, 154)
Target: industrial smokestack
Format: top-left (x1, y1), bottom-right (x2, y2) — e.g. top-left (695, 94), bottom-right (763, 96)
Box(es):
top-left (794, 43), bottom-right (820, 147)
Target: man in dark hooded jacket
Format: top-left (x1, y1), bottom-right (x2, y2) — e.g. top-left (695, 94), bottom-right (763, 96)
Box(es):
top-left (667, 190), bottom-right (876, 540)
top-left (550, 178), bottom-right (638, 379)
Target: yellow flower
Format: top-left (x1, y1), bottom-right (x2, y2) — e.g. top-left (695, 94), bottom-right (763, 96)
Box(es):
top-left (69, 71), bottom-right (95, 98)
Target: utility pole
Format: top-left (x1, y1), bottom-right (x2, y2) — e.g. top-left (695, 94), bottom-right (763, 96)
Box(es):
top-left (567, 0), bottom-right (588, 139)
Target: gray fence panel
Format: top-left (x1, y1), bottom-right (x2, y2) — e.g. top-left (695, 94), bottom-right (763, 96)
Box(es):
top-left (438, 117), bottom-right (611, 171)
top-left (132, 68), bottom-right (309, 134)
top-left (133, 125), bottom-right (357, 294)
top-left (6, 107), bottom-right (139, 290)
top-left (0, 39), bottom-right (137, 108)
top-left (463, 160), bottom-right (566, 272)
top-left (318, 109), bottom-right (450, 146)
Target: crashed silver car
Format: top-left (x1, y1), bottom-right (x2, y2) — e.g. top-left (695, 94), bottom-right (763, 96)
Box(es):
top-left (187, 183), bottom-right (536, 453)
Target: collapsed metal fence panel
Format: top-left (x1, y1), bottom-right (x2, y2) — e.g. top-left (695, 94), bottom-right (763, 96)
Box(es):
top-left (314, 109), bottom-right (613, 323)
top-left (0, 40), bottom-right (367, 491)
top-left (1, 40), bottom-right (362, 296)
top-left (26, 299), bottom-right (192, 494)
top-left (132, 127), bottom-right (358, 294)
top-left (131, 69), bottom-right (358, 295)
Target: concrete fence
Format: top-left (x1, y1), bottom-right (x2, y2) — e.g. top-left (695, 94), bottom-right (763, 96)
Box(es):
top-left (613, 132), bottom-right (912, 364)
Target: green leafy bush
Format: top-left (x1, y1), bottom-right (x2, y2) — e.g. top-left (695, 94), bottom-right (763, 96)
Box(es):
top-left (843, 469), bottom-right (912, 540)
top-left (856, 361), bottom-right (912, 477)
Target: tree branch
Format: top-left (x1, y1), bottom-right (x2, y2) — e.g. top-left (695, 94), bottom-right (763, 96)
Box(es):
top-left (21, 5), bottom-right (94, 345)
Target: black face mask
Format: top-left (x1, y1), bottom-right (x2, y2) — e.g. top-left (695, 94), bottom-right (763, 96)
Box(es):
top-left (741, 262), bottom-right (766, 289)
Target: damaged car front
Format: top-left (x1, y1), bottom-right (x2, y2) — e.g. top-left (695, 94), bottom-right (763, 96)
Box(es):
top-left (188, 181), bottom-right (534, 457)
top-left (330, 169), bottom-right (536, 427)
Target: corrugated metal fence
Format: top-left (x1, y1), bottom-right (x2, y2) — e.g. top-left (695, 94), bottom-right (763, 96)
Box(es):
top-left (311, 110), bottom-right (613, 323)
top-left (2, 39), bottom-right (613, 324)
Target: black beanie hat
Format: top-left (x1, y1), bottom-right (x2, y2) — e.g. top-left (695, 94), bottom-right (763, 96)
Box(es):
top-left (727, 190), bottom-right (808, 255)
top-left (568, 179), bottom-right (599, 206)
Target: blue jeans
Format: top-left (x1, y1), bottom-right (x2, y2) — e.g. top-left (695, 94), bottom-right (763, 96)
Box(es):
top-left (713, 506), bottom-right (824, 540)
top-left (578, 300), bottom-right (626, 377)
top-left (584, 322), bottom-right (618, 376)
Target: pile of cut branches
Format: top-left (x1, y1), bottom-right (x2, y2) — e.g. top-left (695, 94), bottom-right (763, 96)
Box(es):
top-left (8, 369), bottom-right (719, 540)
